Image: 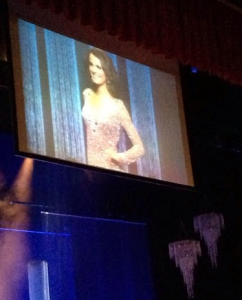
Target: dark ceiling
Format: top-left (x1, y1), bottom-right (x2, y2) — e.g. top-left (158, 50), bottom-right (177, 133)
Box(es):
top-left (225, 0), bottom-right (242, 9)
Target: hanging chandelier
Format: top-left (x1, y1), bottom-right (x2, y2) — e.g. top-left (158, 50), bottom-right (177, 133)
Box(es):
top-left (193, 213), bottom-right (224, 268)
top-left (169, 240), bottom-right (201, 298)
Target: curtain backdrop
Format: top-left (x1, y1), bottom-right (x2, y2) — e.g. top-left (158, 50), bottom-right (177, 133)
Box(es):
top-left (44, 28), bottom-right (86, 162)
top-left (19, 20), bottom-right (46, 155)
top-left (13, 0), bottom-right (242, 86)
top-left (126, 62), bottom-right (162, 180)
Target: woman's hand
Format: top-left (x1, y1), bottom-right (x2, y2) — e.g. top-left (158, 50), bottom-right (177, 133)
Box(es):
top-left (105, 148), bottom-right (122, 164)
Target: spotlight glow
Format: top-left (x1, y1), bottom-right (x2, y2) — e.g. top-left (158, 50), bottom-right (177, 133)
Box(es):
top-left (0, 159), bottom-right (34, 300)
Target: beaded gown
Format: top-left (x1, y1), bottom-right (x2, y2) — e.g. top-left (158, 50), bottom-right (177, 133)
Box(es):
top-left (82, 88), bottom-right (144, 172)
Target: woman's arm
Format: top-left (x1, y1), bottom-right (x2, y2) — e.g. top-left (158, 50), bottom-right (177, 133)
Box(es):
top-left (108, 100), bottom-right (145, 165)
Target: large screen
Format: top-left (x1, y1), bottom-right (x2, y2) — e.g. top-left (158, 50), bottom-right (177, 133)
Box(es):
top-left (10, 17), bottom-right (194, 186)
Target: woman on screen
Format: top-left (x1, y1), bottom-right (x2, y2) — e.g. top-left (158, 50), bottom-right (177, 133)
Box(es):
top-left (82, 47), bottom-right (144, 172)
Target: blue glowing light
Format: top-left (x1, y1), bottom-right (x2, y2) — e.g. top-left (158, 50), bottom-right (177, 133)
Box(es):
top-left (0, 227), bottom-right (70, 236)
top-left (191, 66), bottom-right (198, 73)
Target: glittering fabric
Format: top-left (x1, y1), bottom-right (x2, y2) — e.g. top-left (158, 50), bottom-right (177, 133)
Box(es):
top-left (82, 88), bottom-right (144, 171)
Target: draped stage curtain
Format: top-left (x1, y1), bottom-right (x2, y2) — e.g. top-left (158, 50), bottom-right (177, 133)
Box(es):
top-left (126, 61), bottom-right (162, 179)
top-left (12, 0), bottom-right (242, 86)
top-left (44, 28), bottom-right (86, 162)
top-left (18, 20), bottom-right (46, 155)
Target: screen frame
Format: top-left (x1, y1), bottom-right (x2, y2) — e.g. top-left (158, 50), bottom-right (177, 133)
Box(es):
top-left (7, 2), bottom-right (195, 191)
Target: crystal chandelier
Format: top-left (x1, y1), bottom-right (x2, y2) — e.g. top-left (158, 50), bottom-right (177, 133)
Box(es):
top-left (169, 240), bottom-right (201, 298)
top-left (193, 213), bottom-right (224, 268)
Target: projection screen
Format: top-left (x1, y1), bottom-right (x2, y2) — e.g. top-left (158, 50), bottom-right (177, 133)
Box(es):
top-left (10, 17), bottom-right (194, 187)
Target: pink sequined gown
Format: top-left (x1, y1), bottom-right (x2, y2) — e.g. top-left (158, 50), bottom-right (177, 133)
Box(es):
top-left (82, 88), bottom-right (144, 171)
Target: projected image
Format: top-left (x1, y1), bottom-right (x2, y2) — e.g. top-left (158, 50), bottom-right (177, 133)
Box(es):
top-left (82, 47), bottom-right (144, 171)
top-left (11, 19), bottom-right (194, 186)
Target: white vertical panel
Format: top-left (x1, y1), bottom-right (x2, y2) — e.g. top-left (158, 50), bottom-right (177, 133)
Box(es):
top-left (28, 260), bottom-right (50, 300)
top-left (126, 60), bottom-right (161, 179)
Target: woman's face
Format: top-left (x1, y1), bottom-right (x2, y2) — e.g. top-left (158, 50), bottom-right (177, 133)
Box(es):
top-left (89, 53), bottom-right (107, 86)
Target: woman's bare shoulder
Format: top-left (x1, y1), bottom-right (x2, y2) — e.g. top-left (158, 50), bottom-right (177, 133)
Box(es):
top-left (115, 99), bottom-right (128, 111)
top-left (83, 88), bottom-right (94, 100)
top-left (114, 98), bottom-right (125, 107)
top-left (114, 99), bottom-right (132, 120)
